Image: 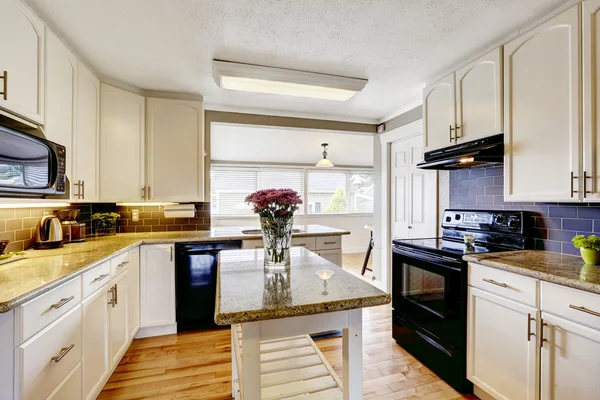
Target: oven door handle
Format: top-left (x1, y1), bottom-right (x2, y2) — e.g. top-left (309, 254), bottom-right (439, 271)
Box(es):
top-left (392, 246), bottom-right (463, 271)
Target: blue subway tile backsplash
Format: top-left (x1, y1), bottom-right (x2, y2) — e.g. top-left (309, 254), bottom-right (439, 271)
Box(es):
top-left (449, 165), bottom-right (600, 256)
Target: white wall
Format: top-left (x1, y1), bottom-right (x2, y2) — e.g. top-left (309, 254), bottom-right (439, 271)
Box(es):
top-left (211, 123), bottom-right (374, 166)
top-left (212, 215), bottom-right (371, 254)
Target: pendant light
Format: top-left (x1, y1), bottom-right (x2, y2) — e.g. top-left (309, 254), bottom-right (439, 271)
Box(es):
top-left (316, 143), bottom-right (334, 167)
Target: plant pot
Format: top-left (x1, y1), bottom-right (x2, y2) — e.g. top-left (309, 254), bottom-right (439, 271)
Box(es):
top-left (260, 215), bottom-right (294, 271)
top-left (580, 247), bottom-right (600, 265)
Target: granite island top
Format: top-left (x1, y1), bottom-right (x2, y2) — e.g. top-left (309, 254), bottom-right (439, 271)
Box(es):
top-left (215, 247), bottom-right (391, 325)
top-left (0, 225), bottom-right (350, 313)
top-left (464, 250), bottom-right (600, 295)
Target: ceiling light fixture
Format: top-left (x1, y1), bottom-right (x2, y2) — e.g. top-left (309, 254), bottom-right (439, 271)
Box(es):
top-left (316, 143), bottom-right (334, 168)
top-left (213, 60), bottom-right (367, 101)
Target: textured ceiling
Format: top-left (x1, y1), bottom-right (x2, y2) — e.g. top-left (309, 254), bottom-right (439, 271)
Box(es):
top-left (25, 0), bottom-right (567, 122)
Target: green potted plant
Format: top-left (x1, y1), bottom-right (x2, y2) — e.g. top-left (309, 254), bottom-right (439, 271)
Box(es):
top-left (572, 234), bottom-right (600, 265)
top-left (92, 212), bottom-right (121, 236)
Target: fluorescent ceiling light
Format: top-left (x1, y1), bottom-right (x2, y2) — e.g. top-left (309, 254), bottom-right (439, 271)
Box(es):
top-left (213, 60), bottom-right (367, 102)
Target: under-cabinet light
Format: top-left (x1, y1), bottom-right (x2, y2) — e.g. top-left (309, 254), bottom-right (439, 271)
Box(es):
top-left (459, 157), bottom-right (475, 164)
top-left (0, 202), bottom-right (70, 209)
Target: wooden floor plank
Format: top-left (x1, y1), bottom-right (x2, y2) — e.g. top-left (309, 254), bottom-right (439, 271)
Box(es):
top-left (100, 254), bottom-right (475, 400)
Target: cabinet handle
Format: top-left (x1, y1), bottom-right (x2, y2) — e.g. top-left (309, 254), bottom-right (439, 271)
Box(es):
top-left (93, 273), bottom-right (109, 283)
top-left (108, 286), bottom-right (116, 307)
top-left (449, 124), bottom-right (455, 142)
top-left (114, 283), bottom-right (118, 305)
top-left (540, 318), bottom-right (548, 348)
top-left (454, 124), bottom-right (461, 141)
top-left (51, 344), bottom-right (74, 363)
top-left (141, 186), bottom-right (146, 200)
top-left (527, 313), bottom-right (535, 342)
top-left (584, 170), bottom-right (592, 197)
top-left (73, 180), bottom-right (82, 199)
top-left (81, 180), bottom-right (85, 199)
top-left (571, 171), bottom-right (579, 197)
top-left (482, 278), bottom-right (508, 288)
top-left (0, 71), bottom-right (7, 100)
top-left (118, 260), bottom-right (129, 268)
top-left (569, 304), bottom-right (600, 318)
top-left (170, 246), bottom-right (174, 262)
top-left (324, 241), bottom-right (337, 245)
top-left (148, 186), bottom-right (151, 200)
top-left (50, 296), bottom-right (75, 309)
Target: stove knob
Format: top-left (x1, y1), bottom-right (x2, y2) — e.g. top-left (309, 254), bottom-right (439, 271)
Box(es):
top-left (455, 214), bottom-right (461, 220)
top-left (508, 219), bottom-right (519, 229)
top-left (495, 215), bottom-right (505, 224)
top-left (445, 216), bottom-right (452, 223)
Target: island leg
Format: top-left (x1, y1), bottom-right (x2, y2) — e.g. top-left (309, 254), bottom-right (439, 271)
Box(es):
top-left (241, 321), bottom-right (261, 399)
top-left (343, 308), bottom-right (363, 400)
top-left (231, 328), bottom-right (239, 399)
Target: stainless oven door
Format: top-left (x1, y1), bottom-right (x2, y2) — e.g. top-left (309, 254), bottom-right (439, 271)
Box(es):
top-left (392, 245), bottom-right (467, 349)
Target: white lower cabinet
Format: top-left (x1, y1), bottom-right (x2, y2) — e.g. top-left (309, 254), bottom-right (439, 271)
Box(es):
top-left (316, 249), bottom-right (343, 267)
top-left (467, 287), bottom-right (538, 400)
top-left (108, 271), bottom-right (129, 366)
top-left (47, 363), bottom-right (82, 400)
top-left (82, 285), bottom-right (109, 400)
top-left (540, 312), bottom-right (600, 399)
top-left (129, 247), bottom-right (141, 338)
top-left (139, 244), bottom-right (176, 337)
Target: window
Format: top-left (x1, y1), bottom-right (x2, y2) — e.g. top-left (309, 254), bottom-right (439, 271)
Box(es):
top-left (211, 165), bottom-right (373, 216)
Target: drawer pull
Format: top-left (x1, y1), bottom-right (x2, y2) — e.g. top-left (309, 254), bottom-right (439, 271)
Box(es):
top-left (540, 318), bottom-right (548, 348)
top-left (569, 304), bottom-right (600, 318)
top-left (527, 313), bottom-right (535, 342)
top-left (114, 283), bottom-right (118, 305)
top-left (50, 296), bottom-right (75, 309)
top-left (118, 260), bottom-right (129, 268)
top-left (93, 273), bottom-right (109, 283)
top-left (323, 241), bottom-right (337, 245)
top-left (482, 278), bottom-right (508, 288)
top-left (0, 71), bottom-right (7, 100)
top-left (51, 344), bottom-right (74, 363)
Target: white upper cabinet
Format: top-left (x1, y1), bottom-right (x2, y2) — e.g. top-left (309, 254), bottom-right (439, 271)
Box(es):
top-left (73, 62), bottom-right (100, 202)
top-left (44, 28), bottom-right (76, 183)
top-left (456, 47), bottom-right (503, 143)
top-left (423, 73), bottom-right (456, 151)
top-left (145, 98), bottom-right (204, 202)
top-left (0, 0), bottom-right (45, 124)
top-left (100, 84), bottom-right (145, 202)
top-left (583, 0), bottom-right (600, 201)
top-left (504, 5), bottom-right (581, 202)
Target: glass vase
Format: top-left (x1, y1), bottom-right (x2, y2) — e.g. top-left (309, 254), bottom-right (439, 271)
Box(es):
top-left (260, 215), bottom-right (294, 271)
top-left (95, 220), bottom-right (117, 236)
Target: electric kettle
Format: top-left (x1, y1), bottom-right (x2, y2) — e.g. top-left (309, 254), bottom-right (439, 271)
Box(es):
top-left (34, 216), bottom-right (64, 249)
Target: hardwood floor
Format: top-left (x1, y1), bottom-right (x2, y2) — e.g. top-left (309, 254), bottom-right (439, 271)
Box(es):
top-left (99, 254), bottom-right (477, 400)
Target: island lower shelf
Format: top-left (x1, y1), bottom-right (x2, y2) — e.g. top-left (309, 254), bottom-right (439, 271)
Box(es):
top-left (231, 324), bottom-right (343, 400)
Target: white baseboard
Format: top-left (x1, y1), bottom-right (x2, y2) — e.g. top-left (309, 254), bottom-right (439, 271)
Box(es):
top-left (473, 385), bottom-right (493, 400)
top-left (135, 323), bottom-right (177, 339)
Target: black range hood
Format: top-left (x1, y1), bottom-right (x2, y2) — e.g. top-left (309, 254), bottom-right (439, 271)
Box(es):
top-left (417, 133), bottom-right (503, 170)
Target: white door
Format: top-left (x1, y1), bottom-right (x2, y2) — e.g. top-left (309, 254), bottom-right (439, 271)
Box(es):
top-left (583, 0), bottom-right (600, 201)
top-left (504, 5), bottom-right (581, 202)
top-left (140, 244), bottom-right (175, 328)
top-left (82, 287), bottom-right (109, 400)
top-left (128, 247), bottom-right (140, 338)
top-left (146, 98), bottom-right (204, 202)
top-left (109, 271), bottom-right (129, 366)
top-left (456, 47), bottom-right (503, 143)
top-left (408, 135), bottom-right (437, 238)
top-left (44, 29), bottom-right (76, 182)
top-left (0, 0), bottom-right (45, 123)
top-left (467, 287), bottom-right (538, 400)
top-left (73, 61), bottom-right (100, 202)
top-left (391, 135), bottom-right (437, 240)
top-left (540, 312), bottom-right (600, 400)
top-left (100, 84), bottom-right (145, 202)
top-left (423, 73), bottom-right (456, 151)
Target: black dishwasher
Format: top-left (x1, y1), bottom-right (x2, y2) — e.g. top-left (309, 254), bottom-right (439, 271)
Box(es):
top-left (175, 241), bottom-right (242, 331)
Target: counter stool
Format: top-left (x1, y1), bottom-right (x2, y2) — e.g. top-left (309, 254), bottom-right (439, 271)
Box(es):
top-left (361, 224), bottom-right (373, 275)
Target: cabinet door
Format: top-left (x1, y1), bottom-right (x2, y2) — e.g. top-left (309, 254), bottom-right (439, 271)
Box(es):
top-left (317, 250), bottom-right (342, 267)
top-left (128, 247), bottom-right (140, 338)
top-left (45, 29), bottom-right (76, 183)
top-left (140, 244), bottom-right (175, 328)
top-left (423, 73), bottom-right (455, 151)
top-left (540, 312), bottom-right (600, 400)
top-left (146, 98), bottom-right (204, 201)
top-left (0, 0), bottom-right (45, 123)
top-left (109, 271), bottom-right (129, 366)
top-left (73, 62), bottom-right (100, 202)
top-left (47, 363), bottom-right (82, 400)
top-left (100, 84), bottom-right (145, 202)
top-left (82, 286), bottom-right (109, 400)
top-left (456, 47), bottom-right (503, 143)
top-left (467, 287), bottom-right (538, 400)
top-left (504, 5), bottom-right (581, 202)
top-left (584, 0), bottom-right (600, 201)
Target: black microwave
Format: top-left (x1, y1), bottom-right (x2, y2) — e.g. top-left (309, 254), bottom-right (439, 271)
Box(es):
top-left (0, 124), bottom-right (66, 197)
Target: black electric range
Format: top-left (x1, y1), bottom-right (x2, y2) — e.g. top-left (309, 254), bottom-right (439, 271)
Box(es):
top-left (391, 209), bottom-right (530, 393)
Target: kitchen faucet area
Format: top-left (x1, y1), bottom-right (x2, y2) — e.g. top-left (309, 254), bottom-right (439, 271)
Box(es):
top-left (1, 1), bottom-right (600, 399)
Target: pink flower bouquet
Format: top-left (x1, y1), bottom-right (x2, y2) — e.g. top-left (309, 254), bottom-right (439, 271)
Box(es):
top-left (245, 188), bottom-right (303, 218)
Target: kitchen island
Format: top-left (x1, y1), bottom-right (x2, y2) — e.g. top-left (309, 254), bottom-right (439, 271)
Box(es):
top-left (215, 247), bottom-right (390, 400)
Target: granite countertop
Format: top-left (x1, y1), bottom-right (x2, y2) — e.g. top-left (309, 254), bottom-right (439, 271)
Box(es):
top-left (215, 247), bottom-right (391, 325)
top-left (0, 225), bottom-right (350, 313)
top-left (464, 250), bottom-right (600, 295)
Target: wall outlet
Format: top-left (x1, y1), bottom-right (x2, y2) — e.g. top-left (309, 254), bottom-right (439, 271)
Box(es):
top-left (132, 209), bottom-right (140, 222)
